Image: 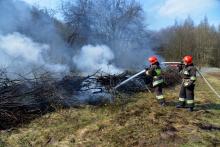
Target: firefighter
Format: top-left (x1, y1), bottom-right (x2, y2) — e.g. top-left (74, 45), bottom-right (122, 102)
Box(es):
top-left (176, 55), bottom-right (197, 112)
top-left (146, 56), bottom-right (165, 106)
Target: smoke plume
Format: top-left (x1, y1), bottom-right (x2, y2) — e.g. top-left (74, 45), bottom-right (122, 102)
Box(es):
top-left (0, 0), bottom-right (162, 78)
top-left (0, 32), bottom-right (69, 75)
top-left (0, 0), bottom-right (71, 77)
top-left (73, 45), bottom-right (122, 74)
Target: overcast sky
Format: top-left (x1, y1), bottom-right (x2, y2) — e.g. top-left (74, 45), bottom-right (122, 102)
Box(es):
top-left (20, 0), bottom-right (220, 30)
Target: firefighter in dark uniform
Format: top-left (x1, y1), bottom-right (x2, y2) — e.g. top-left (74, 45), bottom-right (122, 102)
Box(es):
top-left (176, 55), bottom-right (197, 112)
top-left (146, 56), bottom-right (165, 106)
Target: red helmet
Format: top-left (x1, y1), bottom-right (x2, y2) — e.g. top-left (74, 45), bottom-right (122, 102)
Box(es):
top-left (183, 55), bottom-right (193, 64)
top-left (148, 56), bottom-right (158, 64)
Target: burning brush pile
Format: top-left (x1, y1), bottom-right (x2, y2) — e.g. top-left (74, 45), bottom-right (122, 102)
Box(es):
top-left (0, 67), bottom-right (180, 130)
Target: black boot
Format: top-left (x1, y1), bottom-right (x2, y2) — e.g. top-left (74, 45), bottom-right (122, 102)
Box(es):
top-left (176, 103), bottom-right (185, 108)
top-left (160, 101), bottom-right (166, 106)
top-left (188, 107), bottom-right (194, 112)
top-left (176, 105), bottom-right (185, 108)
top-left (158, 99), bottom-right (166, 106)
top-left (176, 101), bottom-right (185, 108)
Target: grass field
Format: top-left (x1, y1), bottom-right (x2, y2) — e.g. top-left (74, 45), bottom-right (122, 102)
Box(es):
top-left (1, 73), bottom-right (220, 147)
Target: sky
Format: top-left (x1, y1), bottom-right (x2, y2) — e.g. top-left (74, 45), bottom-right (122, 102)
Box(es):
top-left (141, 0), bottom-right (220, 30)
top-left (20, 0), bottom-right (220, 30)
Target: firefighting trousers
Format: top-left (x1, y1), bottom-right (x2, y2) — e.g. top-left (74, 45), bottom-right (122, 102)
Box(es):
top-left (179, 84), bottom-right (195, 108)
top-left (155, 84), bottom-right (165, 103)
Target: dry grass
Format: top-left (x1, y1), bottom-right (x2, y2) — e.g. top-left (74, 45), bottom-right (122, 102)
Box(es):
top-left (1, 74), bottom-right (220, 147)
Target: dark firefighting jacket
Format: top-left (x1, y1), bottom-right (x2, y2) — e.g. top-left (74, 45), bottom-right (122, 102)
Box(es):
top-left (146, 62), bottom-right (163, 87)
top-left (179, 64), bottom-right (197, 87)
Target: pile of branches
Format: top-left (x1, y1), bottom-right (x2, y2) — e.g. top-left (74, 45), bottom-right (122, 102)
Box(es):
top-left (97, 71), bottom-right (151, 93)
top-left (0, 70), bottom-right (64, 130)
top-left (0, 70), bottom-right (110, 130)
top-left (97, 68), bottom-right (181, 92)
top-left (0, 68), bottom-right (181, 130)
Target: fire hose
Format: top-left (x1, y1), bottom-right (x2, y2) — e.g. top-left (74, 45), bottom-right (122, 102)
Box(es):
top-left (114, 62), bottom-right (220, 99)
top-left (162, 62), bottom-right (220, 99)
top-left (196, 67), bottom-right (220, 98)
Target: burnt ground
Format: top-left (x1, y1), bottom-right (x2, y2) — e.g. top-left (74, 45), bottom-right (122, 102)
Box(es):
top-left (1, 73), bottom-right (220, 146)
top-left (0, 69), bottom-right (180, 130)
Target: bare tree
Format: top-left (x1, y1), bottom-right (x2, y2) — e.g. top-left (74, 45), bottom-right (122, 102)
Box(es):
top-left (62, 0), bottom-right (149, 68)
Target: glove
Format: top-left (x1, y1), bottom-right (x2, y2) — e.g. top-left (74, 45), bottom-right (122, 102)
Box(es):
top-left (145, 67), bottom-right (149, 75)
top-left (177, 63), bottom-right (184, 71)
top-left (145, 70), bottom-right (149, 75)
top-left (183, 80), bottom-right (193, 87)
top-left (184, 82), bottom-right (189, 87)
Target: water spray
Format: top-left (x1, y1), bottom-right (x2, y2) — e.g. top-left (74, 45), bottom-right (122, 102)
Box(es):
top-left (114, 69), bottom-right (146, 89)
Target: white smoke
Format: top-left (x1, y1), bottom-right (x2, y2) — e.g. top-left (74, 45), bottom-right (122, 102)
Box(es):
top-left (0, 32), bottom-right (69, 76)
top-left (73, 45), bottom-right (122, 74)
top-left (0, 32), bottom-right (47, 63)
